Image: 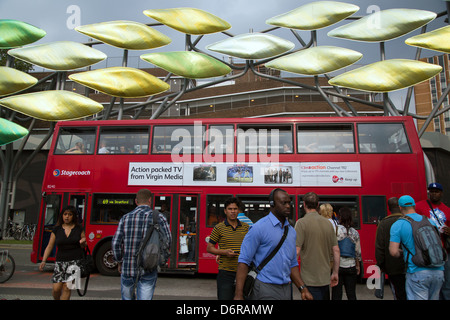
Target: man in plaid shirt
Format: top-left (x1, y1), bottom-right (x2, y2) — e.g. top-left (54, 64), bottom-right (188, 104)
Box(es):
top-left (112, 189), bottom-right (171, 300)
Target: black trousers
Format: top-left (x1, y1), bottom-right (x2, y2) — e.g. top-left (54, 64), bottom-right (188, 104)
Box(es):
top-left (332, 266), bottom-right (357, 300)
top-left (217, 269), bottom-right (236, 300)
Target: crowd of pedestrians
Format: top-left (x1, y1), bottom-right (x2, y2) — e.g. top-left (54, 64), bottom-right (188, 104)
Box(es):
top-left (376, 182), bottom-right (449, 300)
top-left (38, 183), bottom-right (449, 301)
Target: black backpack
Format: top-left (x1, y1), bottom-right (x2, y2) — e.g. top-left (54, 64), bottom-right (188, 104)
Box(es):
top-left (401, 215), bottom-right (447, 268)
top-left (136, 211), bottom-right (170, 272)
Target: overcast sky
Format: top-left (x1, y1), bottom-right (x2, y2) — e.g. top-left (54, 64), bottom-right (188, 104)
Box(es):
top-left (2, 0), bottom-right (447, 63)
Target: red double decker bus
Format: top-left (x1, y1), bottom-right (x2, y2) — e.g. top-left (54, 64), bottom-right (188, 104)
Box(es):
top-left (31, 116), bottom-right (428, 277)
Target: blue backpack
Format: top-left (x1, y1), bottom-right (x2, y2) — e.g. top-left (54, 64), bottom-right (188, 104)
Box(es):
top-left (338, 235), bottom-right (356, 258)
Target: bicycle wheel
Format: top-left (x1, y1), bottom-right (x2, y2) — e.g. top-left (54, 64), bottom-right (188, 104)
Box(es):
top-left (13, 230), bottom-right (21, 240)
top-left (0, 251), bottom-right (15, 283)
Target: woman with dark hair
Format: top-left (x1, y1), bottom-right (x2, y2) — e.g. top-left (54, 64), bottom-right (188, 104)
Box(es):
top-left (332, 207), bottom-right (361, 300)
top-left (39, 206), bottom-right (86, 300)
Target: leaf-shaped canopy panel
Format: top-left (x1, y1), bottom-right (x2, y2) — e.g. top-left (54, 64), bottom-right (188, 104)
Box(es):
top-left (8, 41), bottom-right (107, 71)
top-left (69, 67), bottom-right (170, 98)
top-left (76, 20), bottom-right (171, 50)
top-left (0, 91), bottom-right (104, 121)
top-left (266, 1), bottom-right (359, 31)
top-left (141, 51), bottom-right (231, 79)
top-left (266, 46), bottom-right (363, 75)
top-left (405, 26), bottom-right (450, 53)
top-left (143, 7), bottom-right (231, 35)
top-left (328, 59), bottom-right (442, 92)
top-left (0, 19), bottom-right (46, 49)
top-left (328, 8), bottom-right (437, 42)
top-left (0, 66), bottom-right (38, 96)
top-left (206, 33), bottom-right (295, 60)
top-left (0, 118), bottom-right (29, 146)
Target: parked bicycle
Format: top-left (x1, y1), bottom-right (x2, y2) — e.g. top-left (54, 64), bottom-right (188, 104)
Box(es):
top-left (0, 249), bottom-right (15, 283)
top-left (19, 223), bottom-right (36, 241)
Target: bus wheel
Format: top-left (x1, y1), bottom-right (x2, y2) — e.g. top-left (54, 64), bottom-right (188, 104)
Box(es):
top-left (95, 242), bottom-right (119, 276)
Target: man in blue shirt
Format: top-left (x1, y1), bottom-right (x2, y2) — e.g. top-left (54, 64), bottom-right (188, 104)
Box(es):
top-left (235, 188), bottom-right (312, 300)
top-left (389, 195), bottom-right (444, 300)
top-left (237, 201), bottom-right (253, 227)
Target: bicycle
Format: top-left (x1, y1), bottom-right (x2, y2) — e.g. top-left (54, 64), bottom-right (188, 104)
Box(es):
top-left (0, 249), bottom-right (15, 283)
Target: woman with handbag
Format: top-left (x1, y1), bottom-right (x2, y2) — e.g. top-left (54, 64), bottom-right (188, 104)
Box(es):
top-left (39, 206), bottom-right (86, 300)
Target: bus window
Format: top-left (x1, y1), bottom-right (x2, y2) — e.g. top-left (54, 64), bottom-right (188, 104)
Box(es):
top-left (54, 127), bottom-right (96, 155)
top-left (43, 194), bottom-right (62, 226)
top-left (358, 123), bottom-right (411, 153)
top-left (98, 127), bottom-right (149, 154)
top-left (91, 194), bottom-right (136, 224)
top-left (154, 195), bottom-right (172, 224)
top-left (297, 124), bottom-right (355, 153)
top-left (152, 125), bottom-right (205, 154)
top-left (237, 125), bottom-right (293, 154)
top-left (207, 125), bottom-right (234, 154)
top-left (206, 195), bottom-right (232, 227)
top-left (361, 195), bottom-right (387, 224)
top-left (69, 194), bottom-right (86, 224)
top-left (237, 195), bottom-right (295, 224)
top-left (299, 195), bottom-right (360, 229)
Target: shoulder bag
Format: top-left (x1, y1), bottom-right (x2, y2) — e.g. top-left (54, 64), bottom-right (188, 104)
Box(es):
top-left (77, 246), bottom-right (94, 297)
top-left (243, 225), bottom-right (289, 299)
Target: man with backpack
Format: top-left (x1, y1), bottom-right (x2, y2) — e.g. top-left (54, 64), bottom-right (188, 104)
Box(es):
top-left (389, 195), bottom-right (446, 300)
top-left (416, 182), bottom-right (450, 299)
top-left (112, 189), bottom-right (171, 300)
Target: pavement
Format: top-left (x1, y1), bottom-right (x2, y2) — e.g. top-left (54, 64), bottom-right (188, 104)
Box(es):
top-left (0, 242), bottom-right (393, 301)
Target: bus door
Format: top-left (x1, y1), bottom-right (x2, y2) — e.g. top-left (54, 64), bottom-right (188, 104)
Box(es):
top-left (176, 195), bottom-right (199, 270)
top-left (37, 193), bottom-right (88, 261)
top-left (37, 193), bottom-right (62, 261)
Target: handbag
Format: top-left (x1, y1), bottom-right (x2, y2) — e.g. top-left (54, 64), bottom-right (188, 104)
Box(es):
top-left (77, 246), bottom-right (94, 297)
top-left (427, 200), bottom-right (450, 252)
top-left (78, 246), bottom-right (94, 278)
top-left (243, 225), bottom-right (289, 299)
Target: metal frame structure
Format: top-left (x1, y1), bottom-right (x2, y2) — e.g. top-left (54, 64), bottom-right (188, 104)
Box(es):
top-left (0, 3), bottom-right (449, 236)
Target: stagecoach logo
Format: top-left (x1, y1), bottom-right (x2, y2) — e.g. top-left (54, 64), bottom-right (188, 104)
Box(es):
top-left (52, 169), bottom-right (91, 177)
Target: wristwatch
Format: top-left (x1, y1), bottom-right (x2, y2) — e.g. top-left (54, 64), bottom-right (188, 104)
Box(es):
top-left (298, 285), bottom-right (305, 292)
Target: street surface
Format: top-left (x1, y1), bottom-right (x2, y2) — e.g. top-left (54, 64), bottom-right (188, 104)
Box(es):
top-left (0, 243), bottom-right (392, 300)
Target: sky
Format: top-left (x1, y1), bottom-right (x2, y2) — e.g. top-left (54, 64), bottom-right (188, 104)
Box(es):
top-left (1, 0), bottom-right (447, 62)
top-left (1, 0), bottom-right (449, 106)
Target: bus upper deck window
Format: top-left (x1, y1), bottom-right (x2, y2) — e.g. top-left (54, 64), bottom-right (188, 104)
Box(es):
top-left (98, 127), bottom-right (150, 154)
top-left (297, 124), bottom-right (355, 153)
top-left (207, 125), bottom-right (234, 154)
top-left (152, 125), bottom-right (205, 154)
top-left (54, 127), bottom-right (96, 155)
top-left (358, 123), bottom-right (411, 153)
top-left (236, 125), bottom-right (293, 154)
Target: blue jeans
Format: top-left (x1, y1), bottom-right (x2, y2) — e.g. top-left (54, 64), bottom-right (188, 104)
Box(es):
top-left (121, 271), bottom-right (158, 300)
top-left (406, 270), bottom-right (444, 300)
top-left (440, 257), bottom-right (450, 300)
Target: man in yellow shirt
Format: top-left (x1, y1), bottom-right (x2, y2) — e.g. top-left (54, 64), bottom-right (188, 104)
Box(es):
top-left (207, 197), bottom-right (249, 300)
